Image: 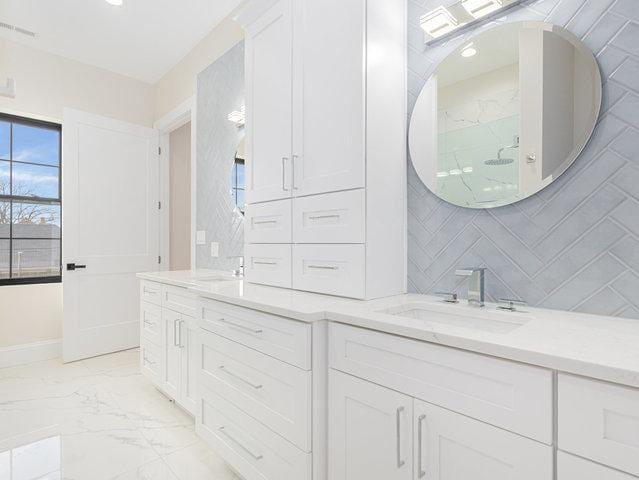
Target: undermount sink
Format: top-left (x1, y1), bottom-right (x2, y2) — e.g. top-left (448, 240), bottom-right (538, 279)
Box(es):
top-left (379, 302), bottom-right (532, 334)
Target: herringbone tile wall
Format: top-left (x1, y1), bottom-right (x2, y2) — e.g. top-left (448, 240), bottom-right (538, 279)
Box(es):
top-left (196, 42), bottom-right (245, 271)
top-left (407, 0), bottom-right (639, 318)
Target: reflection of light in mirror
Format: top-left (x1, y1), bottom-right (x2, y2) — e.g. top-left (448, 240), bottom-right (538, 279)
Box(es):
top-left (461, 42), bottom-right (477, 58)
top-left (449, 169), bottom-right (462, 176)
top-left (461, 0), bottom-right (503, 18)
top-left (462, 167), bottom-right (474, 173)
top-left (227, 105), bottom-right (246, 127)
top-left (420, 6), bottom-right (458, 38)
top-left (436, 171), bottom-right (449, 178)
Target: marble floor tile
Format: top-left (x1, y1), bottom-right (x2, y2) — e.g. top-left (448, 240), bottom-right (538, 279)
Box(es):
top-left (0, 349), bottom-right (241, 480)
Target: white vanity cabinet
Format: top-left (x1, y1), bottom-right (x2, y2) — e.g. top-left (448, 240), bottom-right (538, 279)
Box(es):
top-left (236, 0), bottom-right (406, 300)
top-left (138, 280), bottom-right (198, 416)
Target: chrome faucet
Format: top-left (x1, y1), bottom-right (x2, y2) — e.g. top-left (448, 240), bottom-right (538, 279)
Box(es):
top-left (455, 267), bottom-right (486, 307)
top-left (228, 255), bottom-right (244, 277)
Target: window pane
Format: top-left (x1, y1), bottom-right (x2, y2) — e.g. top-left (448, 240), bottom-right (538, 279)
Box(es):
top-left (11, 239), bottom-right (60, 279)
top-left (12, 163), bottom-right (59, 199)
top-left (0, 239), bottom-right (8, 279)
top-left (12, 202), bottom-right (60, 239)
top-left (0, 121), bottom-right (9, 160)
top-left (0, 160), bottom-right (8, 195)
top-left (236, 163), bottom-right (245, 187)
top-left (236, 190), bottom-right (245, 211)
top-left (0, 201), bottom-right (8, 238)
top-left (12, 124), bottom-right (60, 166)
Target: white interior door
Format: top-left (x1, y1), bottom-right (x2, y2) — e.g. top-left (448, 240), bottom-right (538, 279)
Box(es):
top-left (63, 108), bottom-right (159, 362)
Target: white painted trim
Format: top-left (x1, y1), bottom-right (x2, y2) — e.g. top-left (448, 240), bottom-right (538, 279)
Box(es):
top-left (0, 107), bottom-right (61, 124)
top-left (0, 339), bottom-right (61, 368)
top-left (154, 96), bottom-right (197, 270)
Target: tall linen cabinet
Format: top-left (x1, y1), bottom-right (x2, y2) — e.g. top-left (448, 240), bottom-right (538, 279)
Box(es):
top-left (236, 0), bottom-right (407, 299)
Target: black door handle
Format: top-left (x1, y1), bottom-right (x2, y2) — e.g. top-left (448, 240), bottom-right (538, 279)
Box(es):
top-left (66, 263), bottom-right (87, 271)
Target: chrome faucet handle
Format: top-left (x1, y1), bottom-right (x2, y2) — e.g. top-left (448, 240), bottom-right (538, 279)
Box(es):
top-left (435, 292), bottom-right (458, 303)
top-left (497, 298), bottom-right (526, 311)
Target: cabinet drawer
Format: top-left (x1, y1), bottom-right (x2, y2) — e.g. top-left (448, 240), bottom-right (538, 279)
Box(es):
top-left (198, 297), bottom-right (311, 369)
top-left (198, 384), bottom-right (311, 480)
top-left (161, 284), bottom-right (197, 317)
top-left (244, 244), bottom-right (292, 289)
top-left (292, 189), bottom-right (365, 243)
top-left (140, 340), bottom-right (160, 382)
top-left (558, 374), bottom-right (639, 476)
top-left (292, 244), bottom-right (365, 298)
top-left (329, 323), bottom-right (553, 443)
top-left (140, 301), bottom-right (161, 346)
top-left (245, 199), bottom-right (292, 244)
top-left (200, 330), bottom-right (311, 451)
top-left (140, 280), bottom-right (162, 305)
top-left (416, 398), bottom-right (553, 480)
top-left (558, 452), bottom-right (637, 480)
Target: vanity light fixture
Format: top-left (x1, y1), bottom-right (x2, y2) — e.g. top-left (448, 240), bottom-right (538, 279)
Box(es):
top-left (420, 6), bottom-right (459, 39)
top-left (105, 0), bottom-right (123, 5)
top-left (227, 105), bottom-right (246, 127)
top-left (461, 0), bottom-right (503, 18)
top-left (461, 43), bottom-right (477, 58)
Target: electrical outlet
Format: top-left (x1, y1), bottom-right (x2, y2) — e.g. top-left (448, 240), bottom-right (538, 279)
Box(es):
top-left (196, 230), bottom-right (206, 245)
top-left (210, 242), bottom-right (219, 258)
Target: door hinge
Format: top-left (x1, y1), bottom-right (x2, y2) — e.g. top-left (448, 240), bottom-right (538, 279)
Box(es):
top-left (158, 255), bottom-right (162, 264)
top-left (158, 146), bottom-right (162, 155)
top-left (158, 201), bottom-right (162, 210)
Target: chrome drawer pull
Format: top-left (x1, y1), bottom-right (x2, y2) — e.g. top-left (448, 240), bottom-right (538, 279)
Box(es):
top-left (308, 265), bottom-right (338, 270)
top-left (218, 426), bottom-right (263, 460)
top-left (308, 214), bottom-right (340, 220)
top-left (173, 318), bottom-right (180, 347)
top-left (396, 406), bottom-right (405, 468)
top-left (282, 157), bottom-right (289, 191)
top-left (143, 319), bottom-right (157, 327)
top-left (253, 220), bottom-right (278, 225)
top-left (143, 287), bottom-right (157, 295)
top-left (253, 261), bottom-right (277, 266)
top-left (418, 414), bottom-right (426, 478)
top-left (143, 355), bottom-right (156, 366)
top-left (219, 365), bottom-right (263, 389)
top-left (219, 318), bottom-right (263, 334)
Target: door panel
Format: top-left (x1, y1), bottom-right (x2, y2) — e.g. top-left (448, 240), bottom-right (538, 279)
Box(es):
top-left (414, 399), bottom-right (553, 480)
top-left (245, 0), bottom-right (294, 203)
top-left (328, 370), bottom-right (412, 480)
top-left (161, 309), bottom-right (181, 399)
top-left (62, 108), bottom-right (159, 362)
top-left (179, 316), bottom-right (198, 415)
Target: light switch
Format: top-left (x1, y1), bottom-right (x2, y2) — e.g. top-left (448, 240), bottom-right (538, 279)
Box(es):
top-left (196, 230), bottom-right (206, 245)
top-left (210, 242), bottom-right (219, 258)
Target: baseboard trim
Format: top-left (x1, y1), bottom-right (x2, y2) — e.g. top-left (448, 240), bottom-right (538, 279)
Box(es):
top-left (0, 339), bottom-right (62, 368)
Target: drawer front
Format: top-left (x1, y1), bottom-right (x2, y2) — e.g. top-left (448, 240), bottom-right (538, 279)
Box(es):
top-left (199, 297), bottom-right (311, 369)
top-left (558, 374), bottom-right (639, 476)
top-left (329, 323), bottom-right (553, 443)
top-left (199, 330), bottom-right (312, 451)
top-left (162, 284), bottom-right (197, 317)
top-left (292, 189), bottom-right (365, 244)
top-left (198, 384), bottom-right (311, 480)
top-left (140, 280), bottom-right (162, 305)
top-left (244, 244), bottom-right (292, 289)
top-left (140, 340), bottom-right (160, 382)
top-left (245, 199), bottom-right (292, 244)
top-left (140, 301), bottom-right (161, 345)
top-left (292, 244), bottom-right (365, 299)
top-left (558, 452), bottom-right (637, 480)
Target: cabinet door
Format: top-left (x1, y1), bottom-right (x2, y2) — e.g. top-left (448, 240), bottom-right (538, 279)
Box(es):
top-left (414, 399), bottom-right (553, 480)
top-left (291, 0), bottom-right (365, 197)
top-left (328, 370), bottom-right (412, 480)
top-left (179, 316), bottom-right (198, 415)
top-left (245, 0), bottom-right (294, 204)
top-left (161, 309), bottom-right (181, 399)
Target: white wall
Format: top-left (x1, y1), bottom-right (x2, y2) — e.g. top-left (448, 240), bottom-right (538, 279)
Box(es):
top-left (169, 122), bottom-right (192, 270)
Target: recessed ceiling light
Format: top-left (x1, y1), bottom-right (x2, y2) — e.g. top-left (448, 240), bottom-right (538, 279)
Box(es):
top-left (461, 0), bottom-right (503, 19)
top-left (105, 0), bottom-right (123, 6)
top-left (461, 42), bottom-right (477, 57)
top-left (420, 6), bottom-right (459, 39)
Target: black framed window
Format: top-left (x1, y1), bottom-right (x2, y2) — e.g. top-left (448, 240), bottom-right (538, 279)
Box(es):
top-left (0, 113), bottom-right (62, 285)
top-left (230, 156), bottom-right (245, 214)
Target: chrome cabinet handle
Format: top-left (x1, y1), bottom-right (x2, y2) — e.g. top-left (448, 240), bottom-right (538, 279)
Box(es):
top-left (282, 157), bottom-right (289, 191)
top-left (143, 287), bottom-right (157, 295)
top-left (292, 154), bottom-right (299, 190)
top-left (396, 406), bottom-right (405, 468)
top-left (179, 319), bottom-right (185, 348)
top-left (218, 426), bottom-right (263, 460)
top-left (219, 318), bottom-right (263, 335)
top-left (219, 365), bottom-right (263, 389)
top-left (253, 220), bottom-right (278, 225)
top-left (253, 261), bottom-right (277, 266)
top-left (308, 265), bottom-right (338, 270)
top-left (173, 318), bottom-right (180, 347)
top-left (308, 214), bottom-right (340, 220)
top-left (418, 414), bottom-right (426, 478)
top-left (435, 291), bottom-right (458, 303)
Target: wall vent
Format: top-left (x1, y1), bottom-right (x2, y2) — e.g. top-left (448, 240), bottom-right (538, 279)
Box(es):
top-left (0, 21), bottom-right (37, 38)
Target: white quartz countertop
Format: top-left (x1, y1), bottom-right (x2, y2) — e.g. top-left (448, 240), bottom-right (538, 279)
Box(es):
top-left (137, 270), bottom-right (639, 389)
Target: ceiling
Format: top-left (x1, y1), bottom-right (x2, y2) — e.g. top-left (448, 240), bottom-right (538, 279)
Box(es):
top-left (0, 0), bottom-right (243, 83)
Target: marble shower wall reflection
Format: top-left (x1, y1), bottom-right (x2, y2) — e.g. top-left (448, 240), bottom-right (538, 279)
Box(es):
top-left (196, 42), bottom-right (245, 270)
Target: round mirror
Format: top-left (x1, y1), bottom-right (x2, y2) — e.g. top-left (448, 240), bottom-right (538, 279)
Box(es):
top-left (409, 22), bottom-right (602, 209)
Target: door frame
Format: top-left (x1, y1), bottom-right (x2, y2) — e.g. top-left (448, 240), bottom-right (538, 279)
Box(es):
top-left (153, 96), bottom-right (197, 270)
